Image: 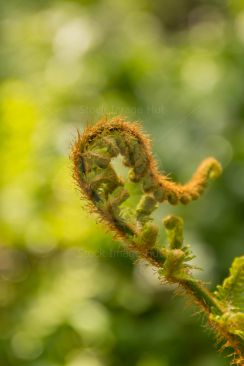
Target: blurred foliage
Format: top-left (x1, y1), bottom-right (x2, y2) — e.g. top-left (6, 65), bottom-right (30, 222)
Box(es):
top-left (0, 0), bottom-right (244, 365)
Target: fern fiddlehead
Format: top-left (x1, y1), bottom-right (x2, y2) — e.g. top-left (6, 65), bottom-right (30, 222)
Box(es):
top-left (71, 116), bottom-right (244, 365)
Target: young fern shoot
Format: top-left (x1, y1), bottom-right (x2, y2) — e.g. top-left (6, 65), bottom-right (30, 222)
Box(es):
top-left (71, 116), bottom-right (244, 365)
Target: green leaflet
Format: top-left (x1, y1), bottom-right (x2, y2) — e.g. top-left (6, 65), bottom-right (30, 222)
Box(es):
top-left (213, 256), bottom-right (244, 343)
top-left (163, 216), bottom-right (184, 249)
top-left (215, 256), bottom-right (244, 312)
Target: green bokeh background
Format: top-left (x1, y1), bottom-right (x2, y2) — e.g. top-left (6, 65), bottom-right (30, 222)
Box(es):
top-left (0, 1), bottom-right (244, 365)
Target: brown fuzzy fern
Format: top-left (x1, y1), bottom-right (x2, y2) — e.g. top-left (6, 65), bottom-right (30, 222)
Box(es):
top-left (70, 116), bottom-right (244, 365)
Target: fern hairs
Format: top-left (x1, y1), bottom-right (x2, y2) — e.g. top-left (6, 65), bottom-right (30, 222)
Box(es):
top-left (71, 116), bottom-right (244, 365)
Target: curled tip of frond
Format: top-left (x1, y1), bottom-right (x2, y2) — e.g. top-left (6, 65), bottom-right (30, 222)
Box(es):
top-left (193, 157), bottom-right (223, 182)
top-left (164, 215), bottom-right (184, 231)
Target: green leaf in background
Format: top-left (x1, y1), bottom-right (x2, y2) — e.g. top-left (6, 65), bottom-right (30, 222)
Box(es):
top-left (212, 257), bottom-right (244, 342)
top-left (215, 256), bottom-right (244, 312)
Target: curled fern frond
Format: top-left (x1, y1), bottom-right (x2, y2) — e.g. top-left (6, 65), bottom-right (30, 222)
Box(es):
top-left (71, 116), bottom-right (221, 262)
top-left (70, 116), bottom-right (244, 364)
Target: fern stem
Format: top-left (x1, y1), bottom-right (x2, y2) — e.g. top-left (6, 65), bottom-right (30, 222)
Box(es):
top-left (165, 272), bottom-right (244, 362)
top-left (179, 277), bottom-right (223, 314)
